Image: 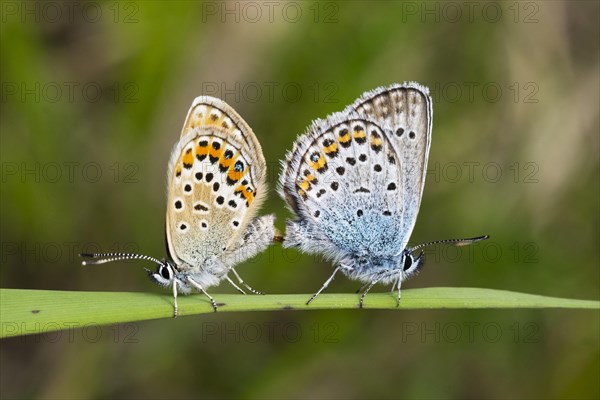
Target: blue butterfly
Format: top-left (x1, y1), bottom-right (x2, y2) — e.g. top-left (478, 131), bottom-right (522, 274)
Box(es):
top-left (280, 82), bottom-right (487, 307)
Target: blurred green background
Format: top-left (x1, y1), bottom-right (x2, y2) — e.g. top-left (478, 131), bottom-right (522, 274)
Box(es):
top-left (1, 1), bottom-right (598, 399)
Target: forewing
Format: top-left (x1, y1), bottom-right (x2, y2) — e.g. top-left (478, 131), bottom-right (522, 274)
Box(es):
top-left (345, 82), bottom-right (432, 239)
top-left (166, 97), bottom-right (268, 268)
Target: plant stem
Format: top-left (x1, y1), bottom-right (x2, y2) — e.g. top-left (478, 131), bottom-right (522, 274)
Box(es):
top-left (1, 288), bottom-right (598, 338)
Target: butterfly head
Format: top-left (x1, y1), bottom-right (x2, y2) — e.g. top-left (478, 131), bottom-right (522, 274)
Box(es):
top-left (396, 235), bottom-right (490, 278)
top-left (146, 261), bottom-right (176, 287)
top-left (80, 252), bottom-right (187, 289)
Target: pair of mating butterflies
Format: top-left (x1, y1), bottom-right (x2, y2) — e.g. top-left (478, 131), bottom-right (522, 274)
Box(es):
top-left (82, 82), bottom-right (487, 316)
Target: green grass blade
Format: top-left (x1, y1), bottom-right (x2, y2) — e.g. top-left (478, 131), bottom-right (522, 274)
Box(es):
top-left (1, 288), bottom-right (598, 338)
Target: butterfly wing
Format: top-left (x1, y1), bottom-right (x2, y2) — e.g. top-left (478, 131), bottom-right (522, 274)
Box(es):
top-left (280, 111), bottom-right (406, 262)
top-left (166, 97), bottom-right (269, 269)
top-left (281, 83), bottom-right (432, 266)
top-left (345, 82), bottom-right (432, 241)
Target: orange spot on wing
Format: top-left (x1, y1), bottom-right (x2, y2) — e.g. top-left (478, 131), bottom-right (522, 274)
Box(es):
top-left (182, 148), bottom-right (194, 168)
top-left (196, 143), bottom-right (209, 159)
top-left (310, 153), bottom-right (326, 171)
top-left (299, 180), bottom-right (310, 191)
top-left (235, 184), bottom-right (255, 206)
top-left (245, 191), bottom-right (254, 206)
top-left (353, 129), bottom-right (366, 140)
top-left (324, 142), bottom-right (338, 154)
top-left (219, 153), bottom-right (238, 170)
top-left (209, 140), bottom-right (224, 161)
top-left (228, 167), bottom-right (246, 183)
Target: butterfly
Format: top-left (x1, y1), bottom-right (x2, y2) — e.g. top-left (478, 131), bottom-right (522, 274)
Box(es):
top-left (279, 82), bottom-right (488, 307)
top-left (82, 96), bottom-right (277, 316)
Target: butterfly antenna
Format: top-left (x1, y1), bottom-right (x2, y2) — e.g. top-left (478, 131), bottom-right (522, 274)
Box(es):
top-left (80, 252), bottom-right (163, 267)
top-left (407, 235), bottom-right (489, 253)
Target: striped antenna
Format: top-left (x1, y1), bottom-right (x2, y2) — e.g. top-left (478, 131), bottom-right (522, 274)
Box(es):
top-left (407, 235), bottom-right (489, 253)
top-left (80, 252), bottom-right (164, 267)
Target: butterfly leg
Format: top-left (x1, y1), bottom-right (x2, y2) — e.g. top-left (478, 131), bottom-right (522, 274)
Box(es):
top-left (172, 279), bottom-right (180, 318)
top-left (359, 277), bottom-right (383, 309)
top-left (187, 277), bottom-right (218, 312)
top-left (396, 272), bottom-right (403, 307)
top-left (389, 278), bottom-right (397, 294)
top-left (230, 267), bottom-right (264, 295)
top-left (225, 276), bottom-right (246, 295)
top-left (307, 266), bottom-right (342, 305)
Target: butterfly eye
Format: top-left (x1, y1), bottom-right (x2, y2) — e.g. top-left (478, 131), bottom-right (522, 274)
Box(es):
top-left (403, 254), bottom-right (413, 271)
top-left (402, 251), bottom-right (424, 276)
top-left (160, 265), bottom-right (172, 280)
top-left (150, 264), bottom-right (174, 287)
